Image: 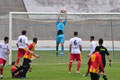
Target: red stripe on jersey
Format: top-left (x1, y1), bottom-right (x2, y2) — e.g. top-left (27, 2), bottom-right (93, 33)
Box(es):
top-left (88, 52), bottom-right (104, 74)
top-left (24, 43), bottom-right (35, 59)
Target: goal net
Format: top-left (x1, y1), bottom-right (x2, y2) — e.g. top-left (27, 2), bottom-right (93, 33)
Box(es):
top-left (9, 12), bottom-right (120, 65)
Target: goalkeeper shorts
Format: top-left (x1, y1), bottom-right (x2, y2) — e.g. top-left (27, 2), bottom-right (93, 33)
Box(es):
top-left (56, 34), bottom-right (64, 44)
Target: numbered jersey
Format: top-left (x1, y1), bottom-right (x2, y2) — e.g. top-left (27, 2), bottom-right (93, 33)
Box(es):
top-left (88, 52), bottom-right (104, 74)
top-left (70, 37), bottom-right (82, 54)
top-left (0, 43), bottom-right (9, 60)
top-left (17, 35), bottom-right (28, 48)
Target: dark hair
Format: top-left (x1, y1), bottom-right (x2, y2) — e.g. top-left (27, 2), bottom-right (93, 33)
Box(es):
top-left (74, 31), bottom-right (78, 36)
top-left (21, 30), bottom-right (26, 35)
top-left (33, 38), bottom-right (37, 43)
top-left (99, 38), bottom-right (103, 45)
top-left (12, 61), bottom-right (15, 66)
top-left (95, 46), bottom-right (100, 52)
top-left (90, 36), bottom-right (94, 40)
top-left (4, 37), bottom-right (9, 41)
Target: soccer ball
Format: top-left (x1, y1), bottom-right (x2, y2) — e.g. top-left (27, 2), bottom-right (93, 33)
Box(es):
top-left (61, 8), bottom-right (66, 13)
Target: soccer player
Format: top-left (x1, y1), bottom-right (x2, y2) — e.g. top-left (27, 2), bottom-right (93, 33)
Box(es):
top-left (21, 38), bottom-right (39, 78)
top-left (88, 46), bottom-right (105, 80)
top-left (69, 32), bottom-right (82, 73)
top-left (56, 10), bottom-right (67, 56)
top-left (83, 36), bottom-right (97, 76)
top-left (88, 36), bottom-right (97, 57)
top-left (11, 61), bottom-right (20, 78)
top-left (11, 61), bottom-right (32, 78)
top-left (16, 30), bottom-right (29, 65)
top-left (98, 38), bottom-right (112, 80)
top-left (0, 37), bottom-right (9, 79)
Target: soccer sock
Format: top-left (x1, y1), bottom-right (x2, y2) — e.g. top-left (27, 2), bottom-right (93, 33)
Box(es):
top-left (61, 46), bottom-right (64, 54)
top-left (103, 75), bottom-right (107, 80)
top-left (56, 46), bottom-right (58, 52)
top-left (69, 62), bottom-right (72, 72)
top-left (16, 58), bottom-right (20, 65)
top-left (77, 62), bottom-right (81, 71)
top-left (0, 68), bottom-right (3, 75)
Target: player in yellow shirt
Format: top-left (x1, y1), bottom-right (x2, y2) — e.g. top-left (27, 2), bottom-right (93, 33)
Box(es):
top-left (21, 38), bottom-right (39, 78)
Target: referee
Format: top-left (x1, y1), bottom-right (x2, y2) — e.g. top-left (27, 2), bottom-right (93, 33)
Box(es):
top-left (98, 38), bottom-right (112, 80)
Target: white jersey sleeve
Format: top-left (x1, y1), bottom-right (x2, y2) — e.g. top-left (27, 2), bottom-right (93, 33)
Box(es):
top-left (89, 41), bottom-right (97, 56)
top-left (17, 35), bottom-right (28, 48)
top-left (70, 37), bottom-right (82, 54)
top-left (0, 43), bottom-right (9, 60)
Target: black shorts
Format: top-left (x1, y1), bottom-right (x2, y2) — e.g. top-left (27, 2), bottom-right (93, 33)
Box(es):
top-left (23, 58), bottom-right (31, 66)
top-left (99, 62), bottom-right (106, 72)
top-left (90, 72), bottom-right (99, 80)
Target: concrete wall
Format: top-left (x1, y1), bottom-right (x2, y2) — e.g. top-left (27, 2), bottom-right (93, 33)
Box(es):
top-left (24, 0), bottom-right (120, 12)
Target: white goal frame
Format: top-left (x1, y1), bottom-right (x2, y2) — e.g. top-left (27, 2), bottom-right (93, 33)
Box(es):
top-left (9, 12), bottom-right (120, 65)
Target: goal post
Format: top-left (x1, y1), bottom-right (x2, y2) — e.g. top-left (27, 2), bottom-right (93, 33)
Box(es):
top-left (9, 12), bottom-right (120, 65)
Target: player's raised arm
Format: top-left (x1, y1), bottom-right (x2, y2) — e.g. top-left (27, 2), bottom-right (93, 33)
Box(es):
top-left (65, 11), bottom-right (67, 21)
top-left (56, 12), bottom-right (61, 25)
top-left (63, 10), bottom-right (67, 25)
top-left (58, 11), bottom-right (61, 19)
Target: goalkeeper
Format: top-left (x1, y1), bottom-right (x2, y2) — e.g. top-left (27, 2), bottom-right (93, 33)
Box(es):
top-left (56, 9), bottom-right (67, 56)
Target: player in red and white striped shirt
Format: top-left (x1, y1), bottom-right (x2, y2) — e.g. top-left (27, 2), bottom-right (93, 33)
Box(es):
top-left (69, 32), bottom-right (82, 73)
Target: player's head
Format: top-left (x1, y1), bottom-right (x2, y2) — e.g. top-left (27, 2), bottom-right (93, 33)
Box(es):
top-left (21, 30), bottom-right (27, 35)
top-left (11, 61), bottom-right (15, 66)
top-left (95, 46), bottom-right (100, 52)
top-left (4, 37), bottom-right (9, 43)
top-left (74, 31), bottom-right (78, 36)
top-left (59, 19), bottom-right (62, 23)
top-left (99, 38), bottom-right (103, 45)
top-left (33, 38), bottom-right (37, 44)
top-left (90, 36), bottom-right (94, 42)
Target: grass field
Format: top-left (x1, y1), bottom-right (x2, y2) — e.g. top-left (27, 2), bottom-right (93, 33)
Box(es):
top-left (2, 50), bottom-right (120, 80)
